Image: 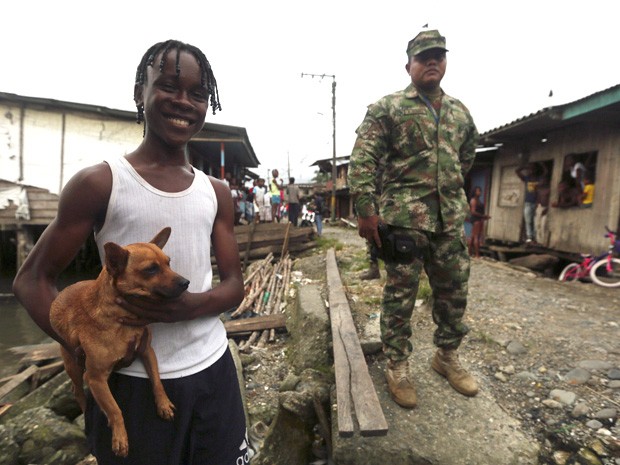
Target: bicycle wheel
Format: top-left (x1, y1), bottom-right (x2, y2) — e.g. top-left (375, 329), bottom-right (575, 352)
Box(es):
top-left (589, 257), bottom-right (620, 288)
top-left (558, 263), bottom-right (582, 282)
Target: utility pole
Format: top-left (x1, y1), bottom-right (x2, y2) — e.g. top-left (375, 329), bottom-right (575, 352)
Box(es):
top-left (301, 72), bottom-right (336, 222)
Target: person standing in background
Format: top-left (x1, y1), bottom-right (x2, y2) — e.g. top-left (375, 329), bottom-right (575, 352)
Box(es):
top-left (467, 186), bottom-right (490, 258)
top-left (313, 192), bottom-right (325, 237)
top-left (253, 178), bottom-right (270, 222)
top-left (535, 175), bottom-right (551, 244)
top-left (516, 162), bottom-right (546, 245)
top-left (286, 177), bottom-right (301, 226)
top-left (269, 169), bottom-right (283, 222)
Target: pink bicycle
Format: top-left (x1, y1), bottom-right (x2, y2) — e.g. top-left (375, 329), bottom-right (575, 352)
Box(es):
top-left (558, 227), bottom-right (620, 288)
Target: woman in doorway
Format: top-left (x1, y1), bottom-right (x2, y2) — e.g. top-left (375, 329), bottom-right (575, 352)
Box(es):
top-left (468, 186), bottom-right (490, 258)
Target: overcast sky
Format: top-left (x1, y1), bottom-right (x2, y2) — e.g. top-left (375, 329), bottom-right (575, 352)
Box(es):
top-left (2, 0), bottom-right (619, 183)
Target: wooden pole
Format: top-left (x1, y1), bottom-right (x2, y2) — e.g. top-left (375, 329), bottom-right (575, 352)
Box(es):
top-left (280, 222), bottom-right (292, 260)
top-left (243, 221), bottom-right (257, 272)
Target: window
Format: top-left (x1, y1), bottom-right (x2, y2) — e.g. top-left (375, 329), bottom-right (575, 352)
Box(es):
top-left (557, 151), bottom-right (597, 208)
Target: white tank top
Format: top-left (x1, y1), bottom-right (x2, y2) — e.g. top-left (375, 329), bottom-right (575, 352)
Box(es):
top-left (95, 156), bottom-right (228, 379)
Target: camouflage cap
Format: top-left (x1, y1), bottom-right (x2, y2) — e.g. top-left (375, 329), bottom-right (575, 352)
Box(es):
top-left (406, 30), bottom-right (448, 57)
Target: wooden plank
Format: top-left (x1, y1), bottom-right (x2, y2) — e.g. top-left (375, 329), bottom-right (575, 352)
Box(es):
top-left (328, 291), bottom-right (355, 437)
top-left (17, 344), bottom-right (61, 365)
top-left (242, 221), bottom-right (257, 272)
top-left (213, 242), bottom-right (316, 266)
top-left (0, 404), bottom-right (12, 416)
top-left (280, 222), bottom-right (292, 260)
top-left (235, 230), bottom-right (312, 251)
top-left (326, 248), bottom-right (388, 437)
top-left (224, 313), bottom-right (286, 335)
top-left (37, 360), bottom-right (65, 379)
top-left (0, 365), bottom-right (39, 401)
top-left (8, 342), bottom-right (58, 355)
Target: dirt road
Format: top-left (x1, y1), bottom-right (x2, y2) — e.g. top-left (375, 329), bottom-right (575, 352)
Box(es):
top-left (241, 223), bottom-right (619, 464)
top-left (324, 224), bottom-right (620, 464)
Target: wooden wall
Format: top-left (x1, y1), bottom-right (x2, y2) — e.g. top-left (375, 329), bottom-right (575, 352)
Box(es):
top-left (486, 122), bottom-right (620, 254)
top-left (0, 181), bottom-right (58, 228)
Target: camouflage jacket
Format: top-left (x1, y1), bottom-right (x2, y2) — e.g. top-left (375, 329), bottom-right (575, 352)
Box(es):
top-left (349, 83), bottom-right (478, 233)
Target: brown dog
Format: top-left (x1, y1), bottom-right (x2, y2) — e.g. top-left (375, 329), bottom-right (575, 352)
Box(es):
top-left (50, 227), bottom-right (189, 457)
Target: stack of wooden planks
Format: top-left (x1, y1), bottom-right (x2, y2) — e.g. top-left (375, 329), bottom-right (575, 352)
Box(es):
top-left (232, 222), bottom-right (316, 269)
top-left (0, 343), bottom-right (64, 415)
top-left (227, 253), bottom-right (292, 352)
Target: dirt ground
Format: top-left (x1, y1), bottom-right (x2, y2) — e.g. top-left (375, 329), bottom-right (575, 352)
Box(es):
top-left (239, 224), bottom-right (620, 464)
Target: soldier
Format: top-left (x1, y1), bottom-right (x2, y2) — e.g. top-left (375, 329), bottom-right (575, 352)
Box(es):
top-left (349, 29), bottom-right (479, 408)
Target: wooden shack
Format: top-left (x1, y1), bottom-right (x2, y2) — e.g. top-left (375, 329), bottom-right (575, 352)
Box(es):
top-left (0, 92), bottom-right (261, 275)
top-left (477, 84), bottom-right (620, 256)
top-left (311, 155), bottom-right (354, 219)
top-left (0, 180), bottom-right (58, 271)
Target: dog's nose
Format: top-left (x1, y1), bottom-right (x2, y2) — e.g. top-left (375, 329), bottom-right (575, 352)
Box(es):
top-left (178, 278), bottom-right (190, 291)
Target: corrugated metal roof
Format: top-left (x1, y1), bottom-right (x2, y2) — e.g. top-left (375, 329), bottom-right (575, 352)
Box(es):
top-left (479, 84), bottom-right (620, 145)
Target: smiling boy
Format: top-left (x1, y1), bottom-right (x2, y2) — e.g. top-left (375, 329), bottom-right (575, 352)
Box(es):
top-left (13, 40), bottom-right (249, 465)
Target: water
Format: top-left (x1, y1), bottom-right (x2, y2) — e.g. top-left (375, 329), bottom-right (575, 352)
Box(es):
top-left (0, 295), bottom-right (49, 379)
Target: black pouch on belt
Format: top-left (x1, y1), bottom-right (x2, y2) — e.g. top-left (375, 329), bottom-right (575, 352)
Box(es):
top-left (391, 233), bottom-right (418, 264)
top-left (376, 223), bottom-right (420, 264)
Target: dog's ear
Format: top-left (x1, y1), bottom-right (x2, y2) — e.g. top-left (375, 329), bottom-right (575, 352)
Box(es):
top-left (104, 242), bottom-right (130, 278)
top-left (150, 227), bottom-right (171, 250)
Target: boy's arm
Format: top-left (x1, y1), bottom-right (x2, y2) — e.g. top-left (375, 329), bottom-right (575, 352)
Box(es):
top-left (203, 178), bottom-right (245, 312)
top-left (12, 163), bottom-right (112, 348)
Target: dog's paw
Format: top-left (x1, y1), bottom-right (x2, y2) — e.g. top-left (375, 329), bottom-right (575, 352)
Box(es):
top-left (157, 400), bottom-right (176, 421)
top-left (112, 431), bottom-right (129, 457)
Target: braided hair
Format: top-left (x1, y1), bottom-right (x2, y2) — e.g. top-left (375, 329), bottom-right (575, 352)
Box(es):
top-left (134, 39), bottom-right (221, 124)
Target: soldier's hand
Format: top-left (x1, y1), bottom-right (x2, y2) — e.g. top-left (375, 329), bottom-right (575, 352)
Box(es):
top-left (358, 215), bottom-right (381, 249)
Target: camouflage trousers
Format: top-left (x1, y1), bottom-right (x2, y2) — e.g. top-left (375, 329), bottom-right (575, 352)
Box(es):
top-left (381, 227), bottom-right (471, 361)
top-left (367, 241), bottom-right (379, 264)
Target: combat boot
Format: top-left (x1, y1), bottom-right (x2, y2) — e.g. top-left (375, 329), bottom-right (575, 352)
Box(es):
top-left (431, 348), bottom-right (479, 397)
top-left (385, 359), bottom-right (417, 408)
top-left (360, 262), bottom-right (380, 280)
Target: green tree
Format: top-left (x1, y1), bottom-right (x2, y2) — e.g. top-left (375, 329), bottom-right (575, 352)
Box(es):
top-left (312, 170), bottom-right (329, 183)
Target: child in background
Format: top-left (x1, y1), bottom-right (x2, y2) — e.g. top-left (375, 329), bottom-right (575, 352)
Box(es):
top-left (581, 175), bottom-right (595, 208)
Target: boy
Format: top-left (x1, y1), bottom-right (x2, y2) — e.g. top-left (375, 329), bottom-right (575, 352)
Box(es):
top-left (269, 169), bottom-right (283, 222)
top-left (253, 178), bottom-right (270, 222)
top-left (13, 40), bottom-right (249, 465)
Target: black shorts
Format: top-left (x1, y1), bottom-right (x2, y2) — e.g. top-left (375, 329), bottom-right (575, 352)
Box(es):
top-left (85, 347), bottom-right (248, 465)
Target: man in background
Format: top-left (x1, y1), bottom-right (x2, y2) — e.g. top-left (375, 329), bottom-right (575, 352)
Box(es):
top-left (286, 177), bottom-right (301, 226)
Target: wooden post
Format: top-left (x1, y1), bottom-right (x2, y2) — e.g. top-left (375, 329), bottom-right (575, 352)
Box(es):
top-left (243, 221), bottom-right (257, 272)
top-left (15, 225), bottom-right (33, 271)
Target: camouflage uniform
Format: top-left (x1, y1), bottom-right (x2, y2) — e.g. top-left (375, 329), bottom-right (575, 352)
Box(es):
top-left (349, 82), bottom-right (478, 361)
